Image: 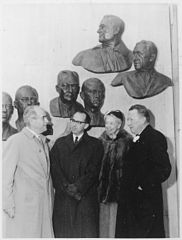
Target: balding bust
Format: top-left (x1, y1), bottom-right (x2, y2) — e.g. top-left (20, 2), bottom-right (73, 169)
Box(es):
top-left (72, 15), bottom-right (132, 73)
top-left (112, 40), bottom-right (173, 99)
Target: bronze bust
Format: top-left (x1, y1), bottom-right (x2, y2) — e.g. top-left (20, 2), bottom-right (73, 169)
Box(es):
top-left (80, 78), bottom-right (105, 127)
top-left (2, 92), bottom-right (17, 141)
top-left (49, 70), bottom-right (84, 118)
top-left (72, 15), bottom-right (132, 73)
top-left (14, 85), bottom-right (40, 131)
top-left (111, 40), bottom-right (173, 99)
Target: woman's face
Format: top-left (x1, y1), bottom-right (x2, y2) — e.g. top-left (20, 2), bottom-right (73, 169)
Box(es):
top-left (105, 114), bottom-right (121, 136)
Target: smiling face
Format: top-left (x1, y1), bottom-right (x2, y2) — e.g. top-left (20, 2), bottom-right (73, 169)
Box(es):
top-left (2, 92), bottom-right (13, 124)
top-left (133, 42), bottom-right (153, 70)
top-left (105, 114), bottom-right (121, 137)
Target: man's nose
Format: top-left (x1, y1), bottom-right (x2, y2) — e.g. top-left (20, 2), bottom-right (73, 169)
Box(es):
top-left (27, 99), bottom-right (33, 105)
top-left (44, 118), bottom-right (49, 124)
top-left (67, 85), bottom-right (73, 92)
top-left (97, 28), bottom-right (101, 33)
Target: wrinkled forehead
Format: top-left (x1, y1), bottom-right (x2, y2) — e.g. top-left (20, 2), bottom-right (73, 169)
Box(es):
top-left (16, 88), bottom-right (38, 99)
top-left (58, 74), bottom-right (79, 85)
top-left (3, 93), bottom-right (12, 105)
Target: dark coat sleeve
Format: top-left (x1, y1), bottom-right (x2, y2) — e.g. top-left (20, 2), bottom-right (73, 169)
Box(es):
top-left (138, 131), bottom-right (171, 188)
top-left (74, 139), bottom-right (104, 196)
top-left (50, 140), bottom-right (69, 192)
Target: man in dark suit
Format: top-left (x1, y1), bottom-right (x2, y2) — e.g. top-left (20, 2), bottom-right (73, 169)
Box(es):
top-left (111, 40), bottom-right (172, 99)
top-left (50, 110), bottom-right (104, 238)
top-left (115, 104), bottom-right (171, 238)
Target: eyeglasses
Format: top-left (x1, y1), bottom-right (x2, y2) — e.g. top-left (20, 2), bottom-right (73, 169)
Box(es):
top-left (2, 104), bottom-right (13, 110)
top-left (70, 118), bottom-right (86, 124)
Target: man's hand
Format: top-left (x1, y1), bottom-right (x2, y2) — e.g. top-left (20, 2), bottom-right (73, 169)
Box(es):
top-left (66, 184), bottom-right (81, 200)
top-left (4, 207), bottom-right (15, 218)
top-left (67, 184), bottom-right (78, 194)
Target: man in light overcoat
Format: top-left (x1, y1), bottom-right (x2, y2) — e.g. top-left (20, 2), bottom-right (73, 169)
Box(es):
top-left (3, 105), bottom-right (54, 238)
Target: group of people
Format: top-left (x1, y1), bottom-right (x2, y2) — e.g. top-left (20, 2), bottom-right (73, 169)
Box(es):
top-left (3, 84), bottom-right (171, 238)
top-left (2, 12), bottom-right (172, 239)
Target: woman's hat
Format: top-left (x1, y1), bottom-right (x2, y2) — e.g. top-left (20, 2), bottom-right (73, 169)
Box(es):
top-left (107, 110), bottom-right (124, 122)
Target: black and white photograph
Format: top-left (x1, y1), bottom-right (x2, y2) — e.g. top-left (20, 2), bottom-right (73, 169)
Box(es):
top-left (2, 0), bottom-right (181, 238)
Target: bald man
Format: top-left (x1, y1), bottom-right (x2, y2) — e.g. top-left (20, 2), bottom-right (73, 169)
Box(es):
top-left (14, 85), bottom-right (39, 131)
top-left (2, 92), bottom-right (17, 141)
top-left (112, 40), bottom-right (172, 98)
top-left (80, 78), bottom-right (105, 127)
top-left (49, 70), bottom-right (84, 118)
top-left (72, 15), bottom-right (132, 73)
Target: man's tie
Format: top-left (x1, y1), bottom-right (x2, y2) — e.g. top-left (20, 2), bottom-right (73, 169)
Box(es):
top-left (75, 136), bottom-right (79, 144)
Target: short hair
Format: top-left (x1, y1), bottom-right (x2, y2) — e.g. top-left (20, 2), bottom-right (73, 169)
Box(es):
top-left (72, 110), bottom-right (91, 125)
top-left (57, 70), bottom-right (79, 85)
top-left (81, 78), bottom-right (105, 92)
top-left (129, 104), bottom-right (150, 122)
top-left (102, 15), bottom-right (125, 36)
top-left (15, 85), bottom-right (39, 101)
top-left (23, 105), bottom-right (43, 126)
top-left (136, 40), bottom-right (158, 62)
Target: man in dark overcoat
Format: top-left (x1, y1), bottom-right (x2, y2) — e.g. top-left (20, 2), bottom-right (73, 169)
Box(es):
top-left (115, 104), bottom-right (171, 238)
top-left (50, 110), bottom-right (104, 238)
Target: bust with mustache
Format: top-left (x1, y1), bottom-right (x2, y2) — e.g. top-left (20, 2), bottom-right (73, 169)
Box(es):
top-left (49, 70), bottom-right (84, 118)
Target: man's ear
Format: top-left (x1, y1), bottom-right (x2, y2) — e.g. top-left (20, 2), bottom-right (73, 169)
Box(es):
top-left (113, 25), bottom-right (120, 35)
top-left (84, 123), bottom-right (89, 130)
top-left (80, 91), bottom-right (85, 100)
top-left (56, 85), bottom-right (60, 94)
top-left (149, 53), bottom-right (156, 62)
top-left (14, 100), bottom-right (18, 110)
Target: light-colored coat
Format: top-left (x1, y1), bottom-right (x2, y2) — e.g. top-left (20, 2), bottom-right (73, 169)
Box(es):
top-left (3, 127), bottom-right (54, 238)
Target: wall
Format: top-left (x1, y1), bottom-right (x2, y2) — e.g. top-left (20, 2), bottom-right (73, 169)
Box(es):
top-left (2, 2), bottom-right (179, 237)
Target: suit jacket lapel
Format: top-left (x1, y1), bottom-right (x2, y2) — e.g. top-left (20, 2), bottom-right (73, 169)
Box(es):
top-left (22, 128), bottom-right (48, 177)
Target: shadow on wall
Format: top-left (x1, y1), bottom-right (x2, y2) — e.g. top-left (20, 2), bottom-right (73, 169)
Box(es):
top-left (162, 137), bottom-right (178, 237)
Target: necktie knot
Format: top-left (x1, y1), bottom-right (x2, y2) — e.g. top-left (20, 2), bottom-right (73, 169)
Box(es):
top-left (75, 136), bottom-right (79, 144)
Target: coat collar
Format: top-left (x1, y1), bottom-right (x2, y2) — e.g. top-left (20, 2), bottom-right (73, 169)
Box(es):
top-left (139, 124), bottom-right (153, 139)
top-left (65, 132), bottom-right (89, 151)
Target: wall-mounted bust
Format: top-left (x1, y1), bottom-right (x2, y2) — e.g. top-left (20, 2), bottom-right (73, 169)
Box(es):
top-left (80, 78), bottom-right (105, 127)
top-left (2, 92), bottom-right (17, 141)
top-left (49, 70), bottom-right (84, 118)
top-left (111, 40), bottom-right (173, 99)
top-left (72, 15), bottom-right (132, 73)
top-left (14, 85), bottom-right (40, 131)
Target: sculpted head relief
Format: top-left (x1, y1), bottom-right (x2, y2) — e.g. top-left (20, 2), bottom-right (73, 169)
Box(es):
top-left (72, 15), bottom-right (132, 73)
